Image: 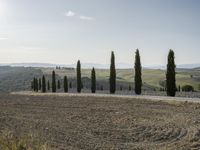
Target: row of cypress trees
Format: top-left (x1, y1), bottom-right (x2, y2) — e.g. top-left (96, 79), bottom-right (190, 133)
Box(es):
top-left (76, 60), bottom-right (96, 93)
top-left (32, 75), bottom-right (47, 93)
top-left (32, 49), bottom-right (176, 97)
top-left (32, 74), bottom-right (68, 93)
top-left (109, 49), bottom-right (176, 96)
top-left (109, 49), bottom-right (143, 95)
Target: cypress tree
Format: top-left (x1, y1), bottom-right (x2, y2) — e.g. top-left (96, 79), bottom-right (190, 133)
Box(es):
top-left (47, 80), bottom-right (50, 91)
top-left (134, 49), bottom-right (142, 95)
top-left (33, 78), bottom-right (36, 91)
top-left (101, 85), bottom-right (104, 91)
top-left (64, 76), bottom-right (68, 93)
top-left (166, 49), bottom-right (176, 97)
top-left (39, 78), bottom-right (42, 91)
top-left (129, 85), bottom-right (132, 91)
top-left (52, 70), bottom-right (56, 93)
top-left (81, 81), bottom-right (84, 89)
top-left (91, 67), bottom-right (96, 93)
top-left (31, 81), bottom-right (33, 90)
top-left (77, 60), bottom-right (82, 93)
top-left (69, 82), bottom-right (72, 89)
top-left (34, 78), bottom-right (37, 92)
top-left (57, 80), bottom-right (61, 89)
top-left (42, 75), bottom-right (46, 93)
top-left (109, 51), bottom-right (116, 94)
top-left (178, 85), bottom-right (181, 92)
top-left (120, 85), bottom-right (123, 91)
top-left (35, 78), bottom-right (38, 92)
top-left (32, 78), bottom-right (35, 91)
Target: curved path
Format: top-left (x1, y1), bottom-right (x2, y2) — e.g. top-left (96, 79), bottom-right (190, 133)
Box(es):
top-left (12, 91), bottom-right (200, 103)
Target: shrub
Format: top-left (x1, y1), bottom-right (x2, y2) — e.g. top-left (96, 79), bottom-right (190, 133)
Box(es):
top-left (0, 131), bottom-right (48, 150)
top-left (182, 85), bottom-right (194, 92)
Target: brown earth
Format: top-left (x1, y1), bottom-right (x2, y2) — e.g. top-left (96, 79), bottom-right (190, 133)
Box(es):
top-left (1, 93), bottom-right (200, 149)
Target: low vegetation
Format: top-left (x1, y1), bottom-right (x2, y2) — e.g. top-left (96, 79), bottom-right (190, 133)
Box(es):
top-left (0, 131), bottom-right (48, 150)
top-left (182, 85), bottom-right (194, 92)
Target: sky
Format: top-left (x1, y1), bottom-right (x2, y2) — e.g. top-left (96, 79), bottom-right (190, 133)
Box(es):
top-left (0, 0), bottom-right (199, 66)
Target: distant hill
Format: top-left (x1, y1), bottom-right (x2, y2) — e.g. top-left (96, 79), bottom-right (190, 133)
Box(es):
top-left (0, 66), bottom-right (43, 92)
top-left (0, 63), bottom-right (59, 68)
top-left (1, 62), bottom-right (200, 69)
top-left (177, 64), bottom-right (200, 69)
top-left (0, 62), bottom-right (132, 69)
top-left (194, 67), bottom-right (200, 71)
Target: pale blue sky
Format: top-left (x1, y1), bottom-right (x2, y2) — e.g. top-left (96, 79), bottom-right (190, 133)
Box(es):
top-left (0, 0), bottom-right (199, 66)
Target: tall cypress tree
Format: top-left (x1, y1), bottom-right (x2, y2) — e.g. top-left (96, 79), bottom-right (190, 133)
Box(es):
top-left (129, 85), bottom-right (132, 91)
top-left (110, 51), bottom-right (116, 94)
top-left (42, 75), bottom-right (46, 93)
top-left (39, 78), bottom-right (42, 91)
top-left (101, 85), bottom-right (104, 91)
top-left (35, 78), bottom-right (38, 92)
top-left (33, 78), bottom-right (36, 91)
top-left (64, 76), bottom-right (68, 93)
top-left (77, 60), bottom-right (82, 93)
top-left (91, 67), bottom-right (96, 93)
top-left (69, 82), bottom-right (72, 89)
top-left (31, 80), bottom-right (33, 90)
top-left (120, 85), bottom-right (123, 91)
top-left (47, 80), bottom-right (50, 91)
top-left (166, 49), bottom-right (176, 97)
top-left (57, 80), bottom-right (61, 89)
top-left (134, 49), bottom-right (142, 95)
top-left (52, 70), bottom-right (56, 93)
top-left (32, 78), bottom-right (35, 91)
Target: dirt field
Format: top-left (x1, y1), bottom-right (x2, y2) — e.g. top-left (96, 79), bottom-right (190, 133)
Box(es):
top-left (1, 94), bottom-right (200, 149)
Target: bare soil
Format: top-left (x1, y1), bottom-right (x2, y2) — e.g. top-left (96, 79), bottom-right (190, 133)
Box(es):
top-left (1, 93), bottom-right (200, 149)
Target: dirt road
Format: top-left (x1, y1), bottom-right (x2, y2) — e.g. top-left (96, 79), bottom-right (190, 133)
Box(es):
top-left (12, 91), bottom-right (200, 103)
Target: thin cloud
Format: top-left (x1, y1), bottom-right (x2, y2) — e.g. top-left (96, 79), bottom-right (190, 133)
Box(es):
top-left (79, 15), bottom-right (94, 21)
top-left (64, 10), bottom-right (95, 21)
top-left (65, 11), bottom-right (75, 17)
top-left (20, 46), bottom-right (48, 51)
top-left (0, 37), bottom-right (8, 40)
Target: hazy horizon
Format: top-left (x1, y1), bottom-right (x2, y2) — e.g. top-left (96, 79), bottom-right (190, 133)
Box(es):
top-left (0, 0), bottom-right (200, 66)
top-left (1, 62), bottom-right (200, 70)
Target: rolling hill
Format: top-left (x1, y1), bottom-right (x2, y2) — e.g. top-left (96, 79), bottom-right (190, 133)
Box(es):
top-left (0, 66), bottom-right (199, 92)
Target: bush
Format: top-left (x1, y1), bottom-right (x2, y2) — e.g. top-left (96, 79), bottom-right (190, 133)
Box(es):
top-left (0, 131), bottom-right (48, 150)
top-left (182, 85), bottom-right (194, 92)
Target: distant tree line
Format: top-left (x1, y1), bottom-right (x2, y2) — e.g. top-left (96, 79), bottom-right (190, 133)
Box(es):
top-left (31, 49), bottom-right (183, 97)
